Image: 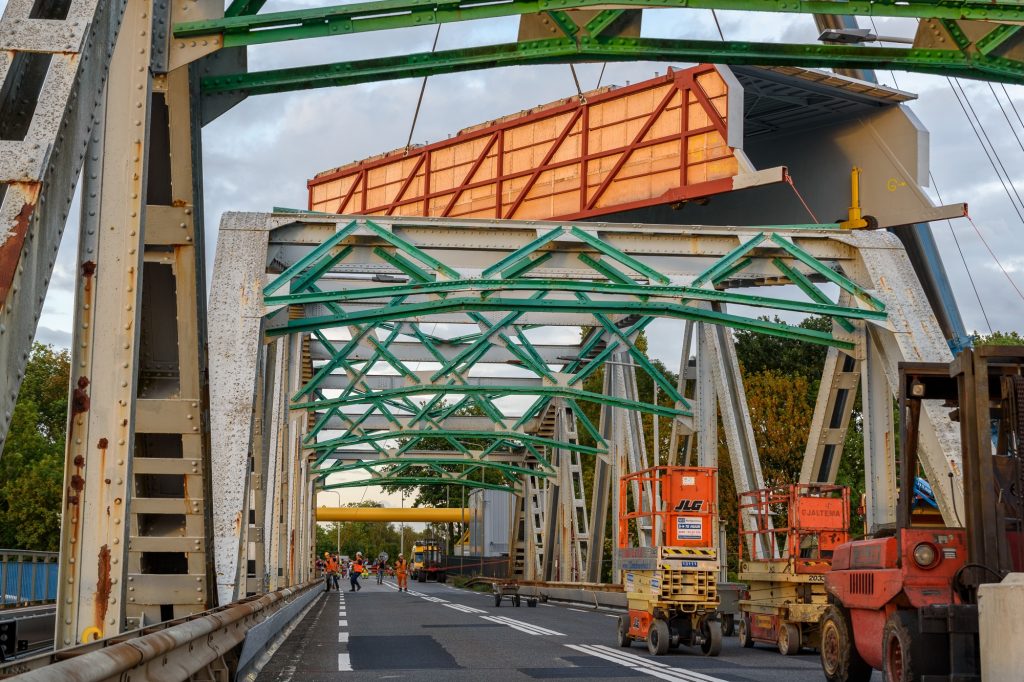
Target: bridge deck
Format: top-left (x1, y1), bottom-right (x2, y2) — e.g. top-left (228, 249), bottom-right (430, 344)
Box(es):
top-left (255, 578), bottom-right (874, 681)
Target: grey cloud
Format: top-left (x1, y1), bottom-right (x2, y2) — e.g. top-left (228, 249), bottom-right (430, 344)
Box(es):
top-left (34, 326), bottom-right (72, 348)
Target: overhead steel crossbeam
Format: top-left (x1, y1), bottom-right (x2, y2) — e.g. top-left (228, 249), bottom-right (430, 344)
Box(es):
top-left (173, 0), bottom-right (1024, 94)
top-left (316, 457), bottom-right (551, 493)
top-left (261, 215), bottom-right (885, 491)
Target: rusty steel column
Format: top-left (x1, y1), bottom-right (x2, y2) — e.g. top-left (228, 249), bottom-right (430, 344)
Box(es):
top-left (57, 0), bottom-right (154, 646)
top-left (126, 63), bottom-right (216, 626)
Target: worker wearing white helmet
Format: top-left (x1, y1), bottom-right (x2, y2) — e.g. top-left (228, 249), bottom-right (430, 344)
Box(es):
top-left (350, 552), bottom-right (364, 591)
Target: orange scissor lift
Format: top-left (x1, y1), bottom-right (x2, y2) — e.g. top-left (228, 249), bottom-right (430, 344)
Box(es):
top-left (736, 484), bottom-right (850, 655)
top-left (616, 466), bottom-right (723, 656)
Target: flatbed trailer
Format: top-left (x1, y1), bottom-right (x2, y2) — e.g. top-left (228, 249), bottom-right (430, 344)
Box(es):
top-left (736, 484), bottom-right (850, 655)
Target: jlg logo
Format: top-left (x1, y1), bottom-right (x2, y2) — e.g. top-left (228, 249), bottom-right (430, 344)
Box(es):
top-left (673, 499), bottom-right (704, 512)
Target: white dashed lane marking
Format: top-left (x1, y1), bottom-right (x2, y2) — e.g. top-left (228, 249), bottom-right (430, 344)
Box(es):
top-left (444, 603), bottom-right (487, 614)
top-left (481, 615), bottom-right (565, 636)
top-left (338, 653), bottom-right (352, 671)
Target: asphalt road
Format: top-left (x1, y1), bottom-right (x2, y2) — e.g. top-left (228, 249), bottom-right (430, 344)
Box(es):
top-left (256, 577), bottom-right (881, 682)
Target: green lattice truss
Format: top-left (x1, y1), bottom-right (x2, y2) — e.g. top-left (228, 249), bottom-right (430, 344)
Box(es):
top-left (263, 219), bottom-right (885, 491)
top-left (176, 1), bottom-right (1024, 95)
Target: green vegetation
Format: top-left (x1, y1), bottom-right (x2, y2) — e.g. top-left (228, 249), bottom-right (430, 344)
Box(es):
top-left (314, 501), bottom-right (421, 559)
top-left (0, 343), bottom-right (70, 551)
top-left (973, 330), bottom-right (1024, 346)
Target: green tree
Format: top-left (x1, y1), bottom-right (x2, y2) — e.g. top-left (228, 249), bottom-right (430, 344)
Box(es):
top-left (973, 330), bottom-right (1024, 346)
top-left (0, 343), bottom-right (70, 550)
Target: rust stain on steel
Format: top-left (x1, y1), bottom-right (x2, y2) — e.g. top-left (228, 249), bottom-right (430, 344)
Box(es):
top-left (72, 375), bottom-right (91, 415)
top-left (289, 530), bottom-right (295, 581)
top-left (95, 545), bottom-right (112, 627)
top-left (0, 187), bottom-right (39, 309)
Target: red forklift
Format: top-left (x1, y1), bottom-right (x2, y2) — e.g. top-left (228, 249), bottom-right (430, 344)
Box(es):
top-left (820, 347), bottom-right (1024, 682)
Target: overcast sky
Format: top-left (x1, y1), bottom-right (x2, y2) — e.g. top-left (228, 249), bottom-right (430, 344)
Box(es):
top-left (15, 4), bottom-right (1024, 507)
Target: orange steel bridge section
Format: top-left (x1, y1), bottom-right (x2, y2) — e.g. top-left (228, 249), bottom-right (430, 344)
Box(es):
top-left (308, 65), bottom-right (768, 221)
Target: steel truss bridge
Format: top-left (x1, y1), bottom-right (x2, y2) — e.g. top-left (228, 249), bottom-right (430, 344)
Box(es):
top-left (0, 0), bottom-right (1003, 675)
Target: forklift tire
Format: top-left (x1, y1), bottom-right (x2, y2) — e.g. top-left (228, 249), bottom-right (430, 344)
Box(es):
top-left (778, 623), bottom-right (801, 656)
top-left (882, 613), bottom-right (915, 682)
top-left (494, 594), bottom-right (501, 607)
top-left (438, 573), bottom-right (447, 584)
top-left (700, 619), bottom-right (722, 657)
top-left (617, 616), bottom-right (631, 647)
top-left (721, 614), bottom-right (735, 637)
top-left (527, 598), bottom-right (538, 607)
top-left (820, 604), bottom-right (872, 682)
top-left (514, 595), bottom-right (521, 607)
top-left (738, 614), bottom-right (755, 649)
top-left (647, 619), bottom-right (670, 656)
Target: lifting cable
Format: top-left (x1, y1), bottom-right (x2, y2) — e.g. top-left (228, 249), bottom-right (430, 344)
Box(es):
top-left (710, 9), bottom-right (725, 40)
top-left (405, 24), bottom-right (442, 152)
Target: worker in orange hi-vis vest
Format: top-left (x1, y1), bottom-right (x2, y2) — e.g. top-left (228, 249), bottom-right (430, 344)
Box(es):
top-left (395, 553), bottom-right (409, 592)
top-left (324, 552), bottom-right (340, 592)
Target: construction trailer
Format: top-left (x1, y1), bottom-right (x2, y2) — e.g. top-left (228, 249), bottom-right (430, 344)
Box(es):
top-left (616, 466), bottom-right (722, 656)
top-left (821, 347), bottom-right (1024, 682)
top-left (736, 484), bottom-right (850, 655)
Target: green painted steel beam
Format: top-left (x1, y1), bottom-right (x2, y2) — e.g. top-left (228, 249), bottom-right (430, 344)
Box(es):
top-left (314, 457), bottom-right (553, 478)
top-left (292, 383), bottom-right (690, 418)
top-left (223, 0), bottom-right (268, 18)
top-left (200, 36), bottom-right (1020, 97)
top-left (176, 0), bottom-right (1024, 47)
top-left (769, 233), bottom-right (886, 311)
top-left (312, 429), bottom-right (608, 454)
top-left (264, 279), bottom-right (886, 323)
top-left (267, 295), bottom-right (857, 349)
top-left (322, 476), bottom-right (520, 492)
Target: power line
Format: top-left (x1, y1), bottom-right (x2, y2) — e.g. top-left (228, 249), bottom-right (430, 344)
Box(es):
top-left (1000, 83), bottom-right (1024, 136)
top-left (966, 215), bottom-right (1024, 307)
top-left (987, 82), bottom-right (1024, 159)
top-left (929, 171), bottom-right (993, 334)
top-left (947, 77), bottom-right (1024, 224)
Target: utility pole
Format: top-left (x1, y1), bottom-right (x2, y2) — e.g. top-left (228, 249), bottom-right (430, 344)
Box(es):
top-left (324, 490), bottom-right (342, 554)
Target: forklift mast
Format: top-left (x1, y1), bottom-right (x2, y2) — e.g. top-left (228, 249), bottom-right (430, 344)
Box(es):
top-left (900, 346), bottom-right (1024, 594)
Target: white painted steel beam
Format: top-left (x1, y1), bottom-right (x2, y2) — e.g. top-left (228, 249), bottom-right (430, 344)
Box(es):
top-left (209, 215), bottom-right (271, 605)
top-left (0, 0), bottom-right (128, 451)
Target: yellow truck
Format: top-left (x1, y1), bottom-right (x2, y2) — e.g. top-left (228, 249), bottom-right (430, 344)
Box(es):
top-left (411, 538), bottom-right (447, 583)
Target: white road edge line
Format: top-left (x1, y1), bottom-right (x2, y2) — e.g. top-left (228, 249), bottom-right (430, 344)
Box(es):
top-left (566, 644), bottom-right (728, 682)
top-left (589, 645), bottom-right (672, 668)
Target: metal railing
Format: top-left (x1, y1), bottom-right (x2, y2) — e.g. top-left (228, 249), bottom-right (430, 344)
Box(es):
top-left (0, 551), bottom-right (58, 609)
top-left (0, 579), bottom-right (320, 680)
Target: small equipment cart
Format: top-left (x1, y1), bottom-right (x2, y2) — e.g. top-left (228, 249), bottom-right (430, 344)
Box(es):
top-left (492, 580), bottom-right (537, 607)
